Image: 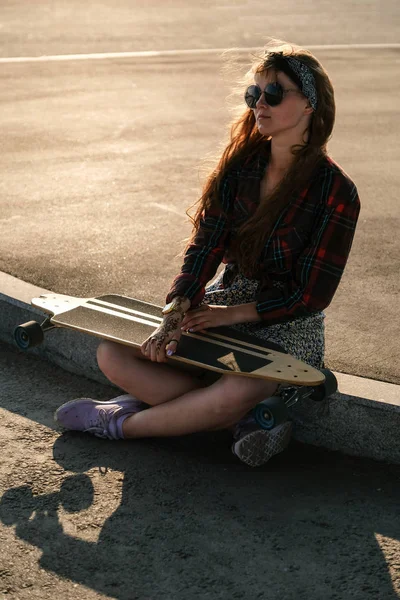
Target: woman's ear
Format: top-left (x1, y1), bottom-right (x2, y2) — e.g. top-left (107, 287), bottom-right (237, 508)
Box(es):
top-left (304, 104), bottom-right (314, 116)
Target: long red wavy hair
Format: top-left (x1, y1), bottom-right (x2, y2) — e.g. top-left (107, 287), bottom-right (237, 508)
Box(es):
top-left (185, 41), bottom-right (336, 277)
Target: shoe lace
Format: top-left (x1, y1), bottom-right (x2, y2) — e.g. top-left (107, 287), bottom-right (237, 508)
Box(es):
top-left (84, 408), bottom-right (114, 439)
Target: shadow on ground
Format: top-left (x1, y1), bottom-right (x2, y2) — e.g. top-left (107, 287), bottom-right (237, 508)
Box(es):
top-left (2, 430), bottom-right (400, 600)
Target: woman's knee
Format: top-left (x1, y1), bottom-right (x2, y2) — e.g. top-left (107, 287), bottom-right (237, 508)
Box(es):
top-left (212, 375), bottom-right (278, 417)
top-left (97, 340), bottom-right (117, 371)
top-left (96, 340), bottom-right (137, 379)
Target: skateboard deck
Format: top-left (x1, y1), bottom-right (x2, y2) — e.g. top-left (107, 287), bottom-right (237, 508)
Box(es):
top-left (20, 293), bottom-right (325, 386)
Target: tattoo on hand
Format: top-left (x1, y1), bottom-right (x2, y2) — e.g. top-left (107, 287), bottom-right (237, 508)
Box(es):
top-left (154, 314), bottom-right (181, 354)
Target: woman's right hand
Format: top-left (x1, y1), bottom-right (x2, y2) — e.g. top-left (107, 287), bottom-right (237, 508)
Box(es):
top-left (140, 311), bottom-right (184, 363)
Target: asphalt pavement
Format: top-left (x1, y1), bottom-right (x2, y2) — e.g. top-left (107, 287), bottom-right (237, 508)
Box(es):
top-left (0, 45), bottom-right (399, 384)
top-left (1, 2), bottom-right (399, 384)
top-left (1, 0), bottom-right (399, 57)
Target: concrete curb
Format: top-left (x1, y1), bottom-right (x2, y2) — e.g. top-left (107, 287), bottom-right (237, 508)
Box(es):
top-left (0, 272), bottom-right (112, 387)
top-left (1, 271), bottom-right (399, 464)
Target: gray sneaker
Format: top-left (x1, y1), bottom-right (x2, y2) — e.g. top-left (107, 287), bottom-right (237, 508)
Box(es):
top-left (231, 417), bottom-right (292, 468)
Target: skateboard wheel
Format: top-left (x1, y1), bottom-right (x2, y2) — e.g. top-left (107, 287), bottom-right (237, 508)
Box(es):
top-left (253, 395), bottom-right (289, 430)
top-left (309, 369), bottom-right (338, 402)
top-left (14, 321), bottom-right (44, 349)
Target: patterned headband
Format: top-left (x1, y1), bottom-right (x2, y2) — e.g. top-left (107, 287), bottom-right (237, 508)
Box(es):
top-left (286, 57), bottom-right (318, 111)
top-left (265, 53), bottom-right (318, 111)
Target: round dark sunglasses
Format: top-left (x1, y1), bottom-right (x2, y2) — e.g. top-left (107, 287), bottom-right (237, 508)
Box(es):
top-left (244, 82), bottom-right (298, 108)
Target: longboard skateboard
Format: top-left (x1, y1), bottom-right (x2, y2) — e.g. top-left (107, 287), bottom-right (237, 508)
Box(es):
top-left (15, 293), bottom-right (338, 429)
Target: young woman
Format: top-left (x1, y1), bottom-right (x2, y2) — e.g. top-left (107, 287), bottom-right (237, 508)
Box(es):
top-left (55, 42), bottom-right (360, 467)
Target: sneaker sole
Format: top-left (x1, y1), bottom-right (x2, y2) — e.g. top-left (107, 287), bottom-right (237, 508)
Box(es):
top-left (232, 421), bottom-right (293, 468)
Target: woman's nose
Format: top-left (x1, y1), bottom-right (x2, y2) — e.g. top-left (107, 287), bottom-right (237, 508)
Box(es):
top-left (255, 92), bottom-right (267, 107)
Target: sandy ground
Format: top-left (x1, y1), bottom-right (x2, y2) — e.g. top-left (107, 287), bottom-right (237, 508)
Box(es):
top-left (1, 342), bottom-right (400, 600)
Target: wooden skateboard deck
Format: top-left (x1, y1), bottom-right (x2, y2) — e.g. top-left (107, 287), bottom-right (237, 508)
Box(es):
top-left (25, 293), bottom-right (325, 386)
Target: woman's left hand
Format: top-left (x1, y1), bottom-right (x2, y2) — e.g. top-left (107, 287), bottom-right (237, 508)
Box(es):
top-left (180, 304), bottom-right (236, 332)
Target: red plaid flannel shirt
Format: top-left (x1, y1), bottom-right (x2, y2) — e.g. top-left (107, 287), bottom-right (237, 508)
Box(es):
top-left (166, 150), bottom-right (360, 324)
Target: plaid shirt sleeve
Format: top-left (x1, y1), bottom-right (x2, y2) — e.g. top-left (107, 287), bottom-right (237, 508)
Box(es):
top-left (256, 169), bottom-right (361, 323)
top-left (166, 176), bottom-right (233, 306)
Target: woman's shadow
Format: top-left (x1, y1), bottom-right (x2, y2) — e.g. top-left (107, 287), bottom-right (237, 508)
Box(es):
top-left (1, 430), bottom-right (400, 600)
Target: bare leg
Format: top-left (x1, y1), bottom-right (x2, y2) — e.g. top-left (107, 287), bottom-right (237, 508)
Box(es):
top-left (97, 340), bottom-right (278, 438)
top-left (121, 374), bottom-right (278, 438)
top-left (97, 340), bottom-right (210, 406)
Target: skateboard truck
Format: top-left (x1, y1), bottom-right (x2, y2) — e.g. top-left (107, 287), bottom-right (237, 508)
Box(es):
top-left (14, 318), bottom-right (55, 350)
top-left (252, 369), bottom-right (338, 430)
